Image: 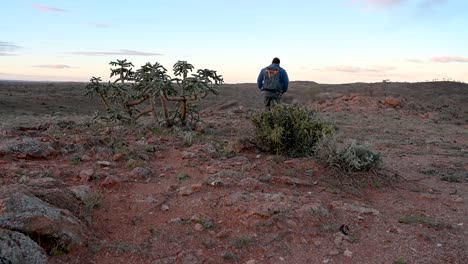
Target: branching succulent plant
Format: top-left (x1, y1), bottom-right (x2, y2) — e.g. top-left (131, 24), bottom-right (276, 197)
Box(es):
top-left (85, 59), bottom-right (223, 126)
top-left (163, 61), bottom-right (222, 124)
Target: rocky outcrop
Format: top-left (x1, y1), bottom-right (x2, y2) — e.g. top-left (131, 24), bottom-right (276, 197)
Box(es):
top-left (0, 191), bottom-right (87, 253)
top-left (0, 138), bottom-right (55, 158)
top-left (0, 179), bottom-right (88, 254)
top-left (0, 228), bottom-right (47, 264)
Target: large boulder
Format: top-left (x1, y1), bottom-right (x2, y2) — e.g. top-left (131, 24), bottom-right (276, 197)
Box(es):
top-left (0, 228), bottom-right (47, 264)
top-left (0, 138), bottom-right (55, 158)
top-left (0, 191), bottom-right (87, 253)
top-left (26, 178), bottom-right (82, 216)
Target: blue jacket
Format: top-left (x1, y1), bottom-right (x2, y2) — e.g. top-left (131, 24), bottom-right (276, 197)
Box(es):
top-left (257, 63), bottom-right (289, 93)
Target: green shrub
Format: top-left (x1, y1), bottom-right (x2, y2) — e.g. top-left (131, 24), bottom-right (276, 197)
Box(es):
top-left (251, 104), bottom-right (334, 157)
top-left (315, 137), bottom-right (381, 173)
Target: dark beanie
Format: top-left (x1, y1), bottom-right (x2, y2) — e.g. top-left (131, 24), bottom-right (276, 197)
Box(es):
top-left (272, 57), bottom-right (280, 64)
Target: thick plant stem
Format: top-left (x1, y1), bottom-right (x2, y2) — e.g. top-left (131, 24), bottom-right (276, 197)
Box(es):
top-left (126, 95), bottom-right (149, 107)
top-left (134, 108), bottom-right (153, 120)
top-left (159, 94), bottom-right (169, 125)
top-left (99, 93), bottom-right (110, 111)
top-left (180, 98), bottom-right (187, 125)
top-left (149, 96), bottom-right (157, 122)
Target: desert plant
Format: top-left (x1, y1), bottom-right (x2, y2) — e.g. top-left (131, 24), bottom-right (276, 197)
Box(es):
top-left (314, 137), bottom-right (381, 173)
top-left (251, 104), bottom-right (334, 157)
top-left (85, 59), bottom-right (222, 126)
top-left (162, 61), bottom-right (223, 125)
top-left (83, 192), bottom-right (103, 216)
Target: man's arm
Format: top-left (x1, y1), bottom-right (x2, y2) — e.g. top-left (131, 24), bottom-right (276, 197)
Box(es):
top-left (257, 69), bottom-right (264, 90)
top-left (281, 69), bottom-right (289, 93)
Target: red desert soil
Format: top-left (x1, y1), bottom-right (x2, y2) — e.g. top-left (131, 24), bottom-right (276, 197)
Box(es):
top-left (0, 80), bottom-right (467, 263)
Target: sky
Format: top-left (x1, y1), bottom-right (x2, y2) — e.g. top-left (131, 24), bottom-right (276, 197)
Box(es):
top-left (1, 0), bottom-right (467, 84)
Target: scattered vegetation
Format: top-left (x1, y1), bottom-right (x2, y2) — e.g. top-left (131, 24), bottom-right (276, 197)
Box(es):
top-left (398, 215), bottom-right (451, 229)
top-left (221, 251), bottom-right (239, 260)
top-left (314, 137), bottom-right (381, 174)
top-left (177, 173), bottom-right (190, 181)
top-left (232, 235), bottom-right (253, 249)
top-left (70, 156), bottom-right (81, 165)
top-left (251, 104), bottom-right (334, 157)
top-left (440, 173), bottom-right (464, 183)
top-left (393, 259), bottom-right (407, 264)
top-left (85, 59), bottom-right (223, 127)
top-left (83, 192), bottom-right (104, 216)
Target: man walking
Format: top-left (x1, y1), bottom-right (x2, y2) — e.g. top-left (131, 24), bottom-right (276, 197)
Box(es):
top-left (257, 57), bottom-right (289, 109)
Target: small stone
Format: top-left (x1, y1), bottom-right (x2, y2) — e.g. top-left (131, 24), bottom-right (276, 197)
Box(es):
top-left (246, 260), bottom-right (256, 264)
top-left (112, 153), bottom-right (126, 161)
top-left (328, 249), bottom-right (340, 256)
top-left (79, 168), bottom-right (95, 183)
top-left (205, 166), bottom-right (217, 174)
top-left (323, 259), bottom-right (330, 264)
top-left (334, 235), bottom-right (345, 247)
top-left (161, 204), bottom-right (169, 211)
top-left (81, 154), bottom-right (91, 162)
top-left (210, 180), bottom-right (224, 186)
top-left (255, 154), bottom-right (261, 159)
top-left (194, 223), bottom-right (204, 232)
top-left (216, 229), bottom-right (232, 239)
top-left (437, 243), bottom-right (442, 247)
top-left (97, 161), bottom-right (111, 167)
top-left (357, 215), bottom-right (365, 220)
top-left (455, 197), bottom-right (463, 203)
top-left (178, 187), bottom-right (193, 196)
top-left (100, 175), bottom-right (119, 187)
top-left (387, 226), bottom-right (403, 234)
top-left (69, 185), bottom-right (91, 201)
top-left (16, 153), bottom-right (27, 159)
top-left (279, 257), bottom-right (285, 261)
top-left (191, 183), bottom-right (203, 190)
top-left (131, 167), bottom-right (153, 178)
top-left (344, 249), bottom-right (353, 257)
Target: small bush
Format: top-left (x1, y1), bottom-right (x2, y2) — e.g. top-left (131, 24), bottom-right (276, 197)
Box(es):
top-left (315, 137), bottom-right (381, 173)
top-left (251, 104), bottom-right (334, 157)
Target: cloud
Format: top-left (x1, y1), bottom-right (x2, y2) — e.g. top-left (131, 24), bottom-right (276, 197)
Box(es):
top-left (93, 23), bottom-right (111, 29)
top-left (322, 65), bottom-right (396, 73)
top-left (351, 0), bottom-right (405, 8)
top-left (32, 64), bottom-right (73, 69)
top-left (407, 59), bottom-right (423, 63)
top-left (33, 4), bottom-right (67, 12)
top-left (421, 0), bottom-right (446, 8)
top-left (70, 49), bottom-right (163, 56)
top-left (431, 56), bottom-right (468, 63)
top-left (0, 41), bottom-right (22, 55)
top-left (351, 0), bottom-right (446, 9)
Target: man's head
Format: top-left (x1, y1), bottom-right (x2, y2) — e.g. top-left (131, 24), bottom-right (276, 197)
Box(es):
top-left (272, 57), bottom-right (280, 64)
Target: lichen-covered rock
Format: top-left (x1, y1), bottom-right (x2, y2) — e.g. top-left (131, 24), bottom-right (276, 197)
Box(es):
top-left (0, 191), bottom-right (87, 253)
top-left (0, 228), bottom-right (47, 264)
top-left (0, 138), bottom-right (55, 158)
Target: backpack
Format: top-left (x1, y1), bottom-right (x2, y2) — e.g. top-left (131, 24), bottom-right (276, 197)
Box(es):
top-left (262, 66), bottom-right (281, 92)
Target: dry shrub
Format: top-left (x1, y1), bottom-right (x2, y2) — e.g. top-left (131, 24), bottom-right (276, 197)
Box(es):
top-left (315, 137), bottom-right (381, 173)
top-left (251, 104), bottom-right (334, 157)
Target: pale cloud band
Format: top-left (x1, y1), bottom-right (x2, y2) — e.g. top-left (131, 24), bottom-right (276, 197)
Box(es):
top-left (351, 0), bottom-right (446, 8)
top-left (431, 56), bottom-right (468, 63)
top-left (321, 65), bottom-right (396, 73)
top-left (70, 49), bottom-right (163, 56)
top-left (93, 23), bottom-right (111, 28)
top-left (33, 64), bottom-right (73, 69)
top-left (33, 4), bottom-right (67, 12)
top-left (0, 41), bottom-right (22, 56)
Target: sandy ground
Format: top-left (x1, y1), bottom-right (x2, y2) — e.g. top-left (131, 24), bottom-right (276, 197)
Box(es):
top-left (0, 80), bottom-right (467, 264)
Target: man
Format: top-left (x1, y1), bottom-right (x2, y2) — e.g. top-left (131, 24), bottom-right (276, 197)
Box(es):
top-left (257, 57), bottom-right (289, 109)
